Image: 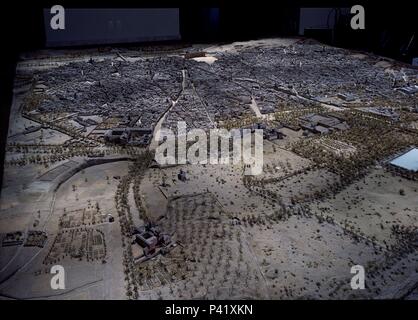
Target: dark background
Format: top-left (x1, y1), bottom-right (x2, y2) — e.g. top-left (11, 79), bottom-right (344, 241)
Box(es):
top-left (2, 1), bottom-right (416, 59)
top-left (0, 0), bottom-right (417, 191)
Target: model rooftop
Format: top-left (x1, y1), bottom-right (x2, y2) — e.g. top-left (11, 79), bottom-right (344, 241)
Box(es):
top-left (390, 148), bottom-right (418, 172)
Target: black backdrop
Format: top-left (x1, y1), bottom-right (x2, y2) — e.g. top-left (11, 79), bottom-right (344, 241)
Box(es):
top-left (2, 1), bottom-right (417, 57)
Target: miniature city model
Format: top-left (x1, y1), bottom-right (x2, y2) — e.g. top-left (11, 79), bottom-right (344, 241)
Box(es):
top-left (0, 38), bottom-right (417, 299)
